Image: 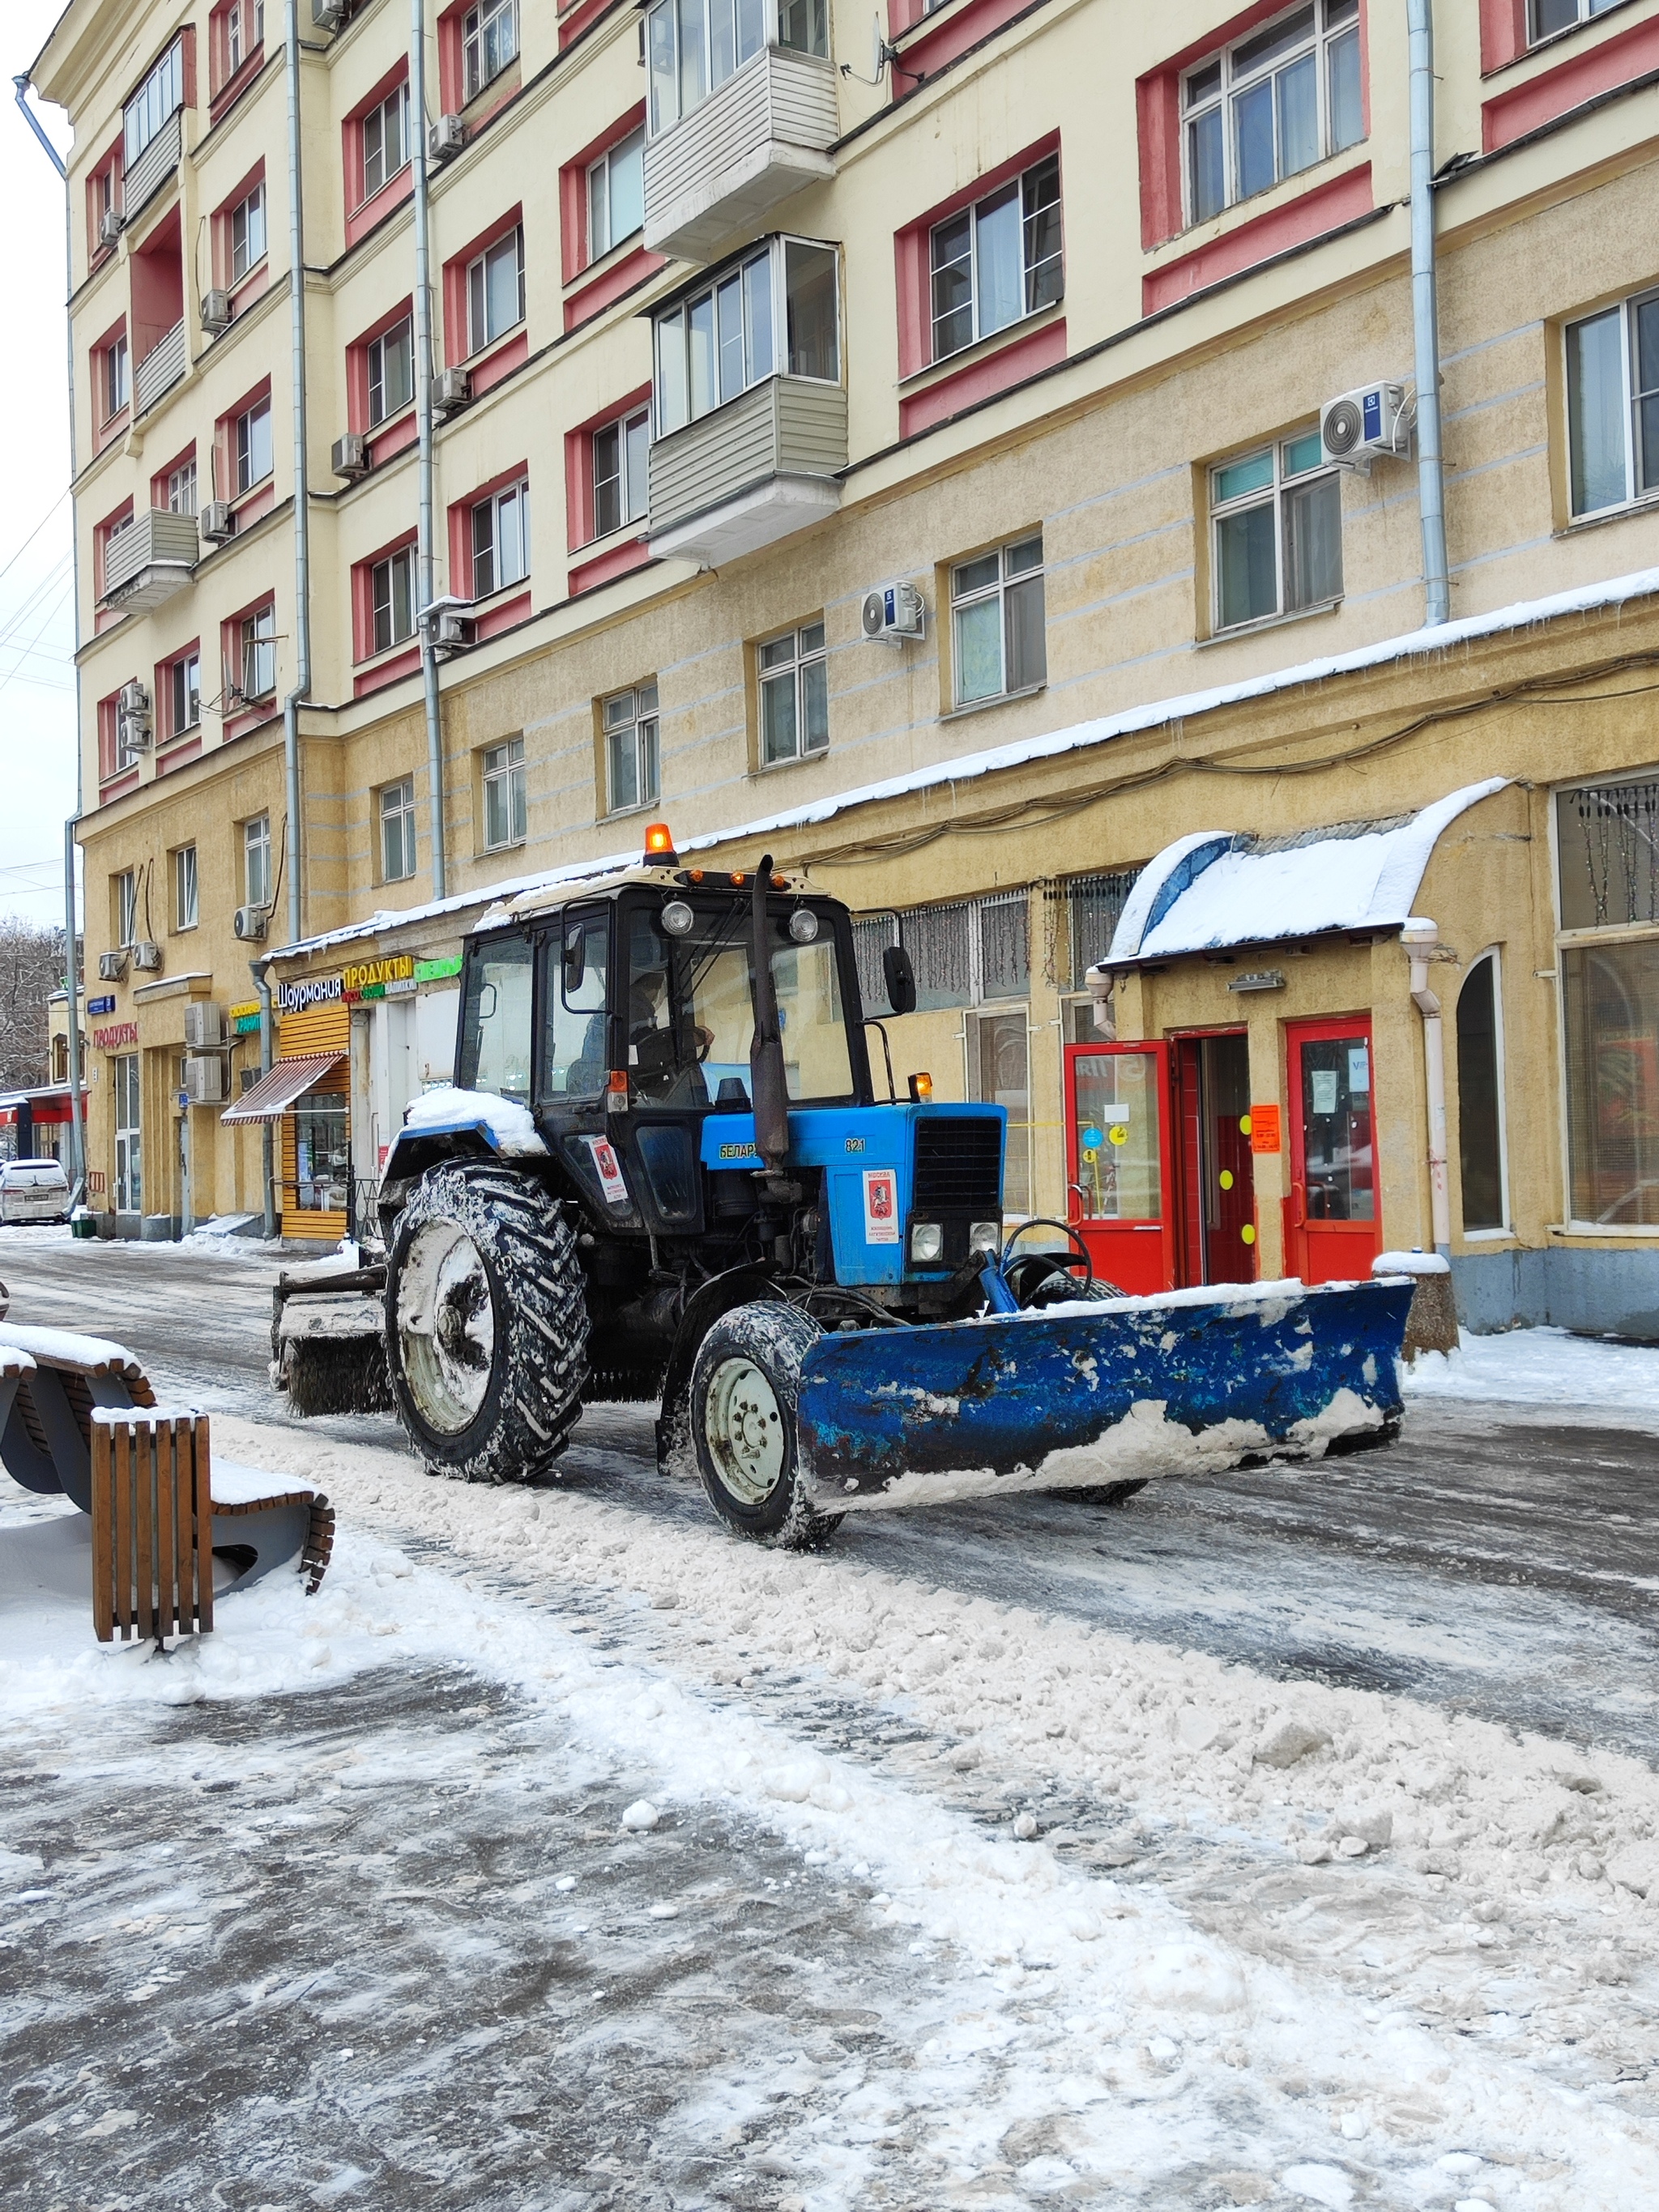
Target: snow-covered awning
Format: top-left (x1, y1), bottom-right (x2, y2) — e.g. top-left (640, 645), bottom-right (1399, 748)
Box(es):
top-left (220, 1052), bottom-right (346, 1123)
top-left (1102, 778), bottom-right (1509, 968)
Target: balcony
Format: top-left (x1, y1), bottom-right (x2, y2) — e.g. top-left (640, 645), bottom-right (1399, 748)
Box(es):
top-left (101, 507), bottom-right (199, 613)
top-left (649, 374), bottom-right (845, 565)
top-left (643, 48), bottom-right (837, 265)
top-left (123, 110), bottom-right (182, 222)
top-left (134, 319), bottom-right (186, 415)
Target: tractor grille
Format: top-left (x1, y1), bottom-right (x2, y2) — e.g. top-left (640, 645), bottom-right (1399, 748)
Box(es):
top-left (912, 1116), bottom-right (1001, 1213)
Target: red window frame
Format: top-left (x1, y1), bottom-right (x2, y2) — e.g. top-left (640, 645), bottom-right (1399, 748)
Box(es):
top-left (216, 374), bottom-right (275, 514)
top-left (448, 462), bottom-right (531, 602)
top-left (149, 442), bottom-right (197, 514)
top-left (343, 61), bottom-right (416, 245)
top-left (156, 638), bottom-right (203, 745)
top-left (560, 104), bottom-right (647, 283)
top-left (351, 529), bottom-right (421, 666)
top-left (893, 132), bottom-right (1063, 381)
top-left (346, 296), bottom-right (417, 436)
top-left (207, 0), bottom-right (266, 111)
top-left (92, 318), bottom-right (130, 441)
top-left (212, 160), bottom-right (267, 296)
top-left (220, 592), bottom-right (278, 733)
top-left (86, 137), bottom-right (123, 265)
top-left (441, 206), bottom-right (525, 369)
top-left (565, 387), bottom-right (651, 553)
top-left (96, 690), bottom-right (129, 785)
top-left (437, 0), bottom-right (521, 123)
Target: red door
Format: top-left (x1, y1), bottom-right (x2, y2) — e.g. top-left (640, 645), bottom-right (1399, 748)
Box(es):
top-left (1285, 1018), bottom-right (1382, 1284)
top-left (1064, 1042), bottom-right (1176, 1294)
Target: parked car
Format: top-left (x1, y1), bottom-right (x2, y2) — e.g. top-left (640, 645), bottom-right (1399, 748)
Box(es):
top-left (0, 1157), bottom-right (72, 1225)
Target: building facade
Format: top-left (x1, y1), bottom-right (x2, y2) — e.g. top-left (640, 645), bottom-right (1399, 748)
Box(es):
top-left (30, 0), bottom-right (1659, 1327)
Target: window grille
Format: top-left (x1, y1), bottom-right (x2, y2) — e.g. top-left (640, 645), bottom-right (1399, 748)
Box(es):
top-left (854, 893), bottom-right (1029, 1014)
top-left (1041, 868), bottom-right (1144, 987)
top-left (1559, 779), bottom-right (1659, 929)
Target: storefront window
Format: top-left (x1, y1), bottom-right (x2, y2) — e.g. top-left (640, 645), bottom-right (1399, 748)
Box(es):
top-left (1563, 940), bottom-right (1659, 1226)
top-left (293, 1091), bottom-right (350, 1213)
top-left (114, 1052), bottom-right (142, 1213)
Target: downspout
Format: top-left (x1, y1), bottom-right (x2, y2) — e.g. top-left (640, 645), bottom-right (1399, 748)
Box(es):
top-left (411, 0), bottom-right (447, 900)
top-left (1407, 0), bottom-right (1450, 627)
top-left (1401, 919), bottom-right (1450, 1251)
top-left (251, 957), bottom-right (277, 1239)
top-left (282, 1), bottom-right (311, 945)
top-left (15, 78), bottom-right (87, 1196)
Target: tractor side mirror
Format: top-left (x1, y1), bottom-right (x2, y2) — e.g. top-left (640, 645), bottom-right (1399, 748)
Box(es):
top-left (562, 924), bottom-right (586, 997)
top-left (881, 943), bottom-right (917, 1016)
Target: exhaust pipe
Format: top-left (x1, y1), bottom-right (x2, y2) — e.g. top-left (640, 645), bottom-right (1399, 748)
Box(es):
top-left (748, 854), bottom-right (789, 1170)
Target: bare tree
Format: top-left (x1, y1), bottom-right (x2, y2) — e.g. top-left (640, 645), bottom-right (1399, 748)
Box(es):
top-left (0, 918), bottom-right (66, 1093)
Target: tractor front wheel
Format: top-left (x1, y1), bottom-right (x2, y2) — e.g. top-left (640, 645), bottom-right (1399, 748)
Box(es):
top-left (689, 1302), bottom-right (842, 1549)
top-left (386, 1160), bottom-right (589, 1484)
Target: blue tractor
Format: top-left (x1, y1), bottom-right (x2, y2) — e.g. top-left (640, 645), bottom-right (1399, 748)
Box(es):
top-left (352, 831), bottom-right (1412, 1546)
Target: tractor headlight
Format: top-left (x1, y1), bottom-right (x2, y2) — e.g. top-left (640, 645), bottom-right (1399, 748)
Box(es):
top-left (910, 1221), bottom-right (944, 1264)
top-left (661, 899), bottom-right (695, 936)
top-left (970, 1220), bottom-right (1001, 1255)
top-left (787, 907), bottom-right (820, 944)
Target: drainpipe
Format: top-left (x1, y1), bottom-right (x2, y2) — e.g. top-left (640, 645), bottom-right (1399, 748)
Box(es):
top-left (15, 79), bottom-right (87, 1196)
top-left (251, 957), bottom-right (277, 1239)
top-left (1401, 918), bottom-right (1450, 1251)
top-left (282, 1), bottom-right (311, 945)
top-left (1407, 0), bottom-right (1450, 627)
top-left (411, 0), bottom-right (447, 901)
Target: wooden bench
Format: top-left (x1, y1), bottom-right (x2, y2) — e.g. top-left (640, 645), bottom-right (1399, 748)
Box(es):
top-left (0, 1323), bottom-right (335, 1636)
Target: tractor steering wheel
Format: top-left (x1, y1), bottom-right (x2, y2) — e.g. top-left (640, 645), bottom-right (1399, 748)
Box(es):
top-left (998, 1218), bottom-right (1097, 1309)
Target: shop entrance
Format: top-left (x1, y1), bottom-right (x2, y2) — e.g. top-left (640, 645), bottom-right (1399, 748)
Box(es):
top-left (1285, 1016), bottom-right (1381, 1284)
top-left (1063, 1042), bottom-right (1175, 1294)
top-left (1170, 1030), bottom-right (1256, 1286)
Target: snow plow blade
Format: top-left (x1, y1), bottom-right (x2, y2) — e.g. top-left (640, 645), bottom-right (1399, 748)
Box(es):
top-left (796, 1276), bottom-right (1414, 1511)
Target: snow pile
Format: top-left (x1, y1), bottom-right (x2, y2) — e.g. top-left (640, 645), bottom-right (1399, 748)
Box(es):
top-left (401, 1086), bottom-right (548, 1157)
top-left (1404, 1326), bottom-right (1659, 1416)
top-left (1374, 1251), bottom-right (1450, 1277)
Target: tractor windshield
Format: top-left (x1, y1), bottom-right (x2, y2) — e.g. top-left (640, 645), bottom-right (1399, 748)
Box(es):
top-left (626, 899), bottom-right (855, 1107)
top-left (457, 932), bottom-right (533, 1102)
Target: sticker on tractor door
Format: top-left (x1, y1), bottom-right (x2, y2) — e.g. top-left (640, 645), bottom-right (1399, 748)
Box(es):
top-left (863, 1169), bottom-right (899, 1244)
top-left (583, 1136), bottom-right (630, 1206)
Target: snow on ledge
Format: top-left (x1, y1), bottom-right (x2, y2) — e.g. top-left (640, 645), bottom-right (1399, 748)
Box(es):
top-left (260, 561), bottom-right (1659, 970)
top-left (1373, 1250), bottom-right (1450, 1276)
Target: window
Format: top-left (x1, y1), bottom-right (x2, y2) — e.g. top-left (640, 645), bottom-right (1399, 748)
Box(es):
top-left (1456, 953), bottom-right (1508, 1234)
top-left (236, 395), bottom-right (272, 492)
top-left (115, 870), bottom-right (138, 947)
top-left (654, 237), bottom-right (838, 436)
top-left (225, 0), bottom-right (264, 76)
top-left (173, 845), bottom-right (198, 931)
top-left (381, 778), bottom-right (416, 881)
top-left (588, 128), bottom-right (645, 260)
top-left (239, 603), bottom-right (276, 697)
top-left (245, 813), bottom-right (271, 910)
top-left (467, 225), bottom-right (525, 354)
top-left (757, 621), bottom-right (827, 765)
top-left (367, 317), bottom-right (415, 426)
top-left (167, 457), bottom-right (197, 514)
top-left (970, 1010), bottom-right (1031, 1213)
top-left (950, 534), bottom-right (1045, 705)
top-left (1183, 1), bottom-right (1363, 225)
top-left (230, 184), bottom-right (267, 283)
top-left (603, 683), bottom-right (660, 814)
top-left (124, 38), bottom-right (185, 168)
top-left (1565, 288), bottom-right (1659, 520)
top-left (593, 409), bottom-right (649, 538)
top-left (167, 650), bottom-right (201, 738)
top-left (542, 913), bottom-right (608, 1099)
top-left (293, 1092), bottom-right (349, 1213)
top-left (930, 155), bottom-right (1063, 364)
top-left (372, 546), bottom-right (417, 653)
top-left (113, 1052), bottom-right (142, 1213)
top-left (856, 892), bottom-right (1030, 1015)
top-left (463, 0), bottom-right (518, 101)
top-left (1532, 0), bottom-right (1622, 38)
top-left (102, 335), bottom-right (130, 421)
top-left (472, 479), bottom-right (530, 597)
top-left (1210, 431), bottom-right (1341, 631)
top-left (360, 82), bottom-right (411, 201)
top-left (464, 933), bottom-right (535, 1101)
top-left (482, 735), bottom-right (527, 849)
top-left (646, 0), bottom-right (827, 134)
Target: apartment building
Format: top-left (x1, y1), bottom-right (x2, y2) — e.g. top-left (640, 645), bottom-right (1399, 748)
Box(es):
top-left (30, 0), bottom-right (1659, 1328)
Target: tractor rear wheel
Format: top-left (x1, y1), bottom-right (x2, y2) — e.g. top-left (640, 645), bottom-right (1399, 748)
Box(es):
top-left (386, 1159), bottom-right (589, 1484)
top-left (689, 1302), bottom-right (842, 1549)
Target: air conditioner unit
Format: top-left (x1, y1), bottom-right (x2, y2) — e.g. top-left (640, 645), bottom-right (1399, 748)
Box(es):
top-left (860, 580), bottom-right (926, 645)
top-left (117, 679), bottom-right (152, 751)
top-left (200, 288), bottom-right (232, 334)
top-left (432, 608), bottom-right (474, 659)
top-left (184, 1055), bottom-right (226, 1106)
top-left (1320, 381), bottom-right (1410, 469)
top-left (313, 0), bottom-right (355, 27)
top-left (98, 208), bottom-right (123, 251)
top-left (429, 113), bottom-right (467, 162)
top-left (117, 678), bottom-right (150, 717)
top-left (332, 431), bottom-right (371, 480)
top-left (432, 366), bottom-right (471, 419)
top-left (131, 940), bottom-right (163, 973)
top-left (98, 950), bottom-right (128, 983)
top-left (199, 501), bottom-right (234, 544)
top-left (232, 903), bottom-right (269, 942)
top-left (184, 1002), bottom-right (226, 1050)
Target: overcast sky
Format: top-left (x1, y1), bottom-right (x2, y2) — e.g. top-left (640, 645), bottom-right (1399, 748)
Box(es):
top-left (2, 2), bottom-right (79, 933)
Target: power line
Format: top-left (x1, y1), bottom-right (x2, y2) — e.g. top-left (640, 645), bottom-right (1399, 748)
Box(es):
top-left (0, 490), bottom-right (69, 601)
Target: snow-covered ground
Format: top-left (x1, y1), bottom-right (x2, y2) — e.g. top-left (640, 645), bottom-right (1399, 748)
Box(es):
top-left (6, 1241), bottom-right (1659, 2207)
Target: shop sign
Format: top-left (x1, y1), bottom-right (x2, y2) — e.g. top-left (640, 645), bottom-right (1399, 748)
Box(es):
top-left (228, 999), bottom-right (262, 1034)
top-left (1247, 1104), bottom-right (1282, 1155)
top-left (415, 955), bottom-right (463, 983)
top-left (276, 953), bottom-right (419, 1013)
top-left (276, 973), bottom-right (345, 1014)
top-left (342, 953), bottom-right (416, 993)
top-left (87, 994), bottom-right (117, 1016)
top-left (93, 1021), bottom-right (139, 1051)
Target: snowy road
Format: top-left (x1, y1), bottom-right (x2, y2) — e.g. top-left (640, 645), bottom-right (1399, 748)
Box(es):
top-left (4, 1230), bottom-right (1659, 2209)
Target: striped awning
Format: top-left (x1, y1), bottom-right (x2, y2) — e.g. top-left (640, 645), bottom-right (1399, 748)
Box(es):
top-left (221, 1052), bottom-right (346, 1123)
